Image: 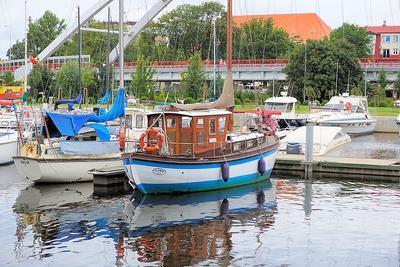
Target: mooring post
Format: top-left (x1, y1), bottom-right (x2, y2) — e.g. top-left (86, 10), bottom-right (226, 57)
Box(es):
top-left (304, 121), bottom-right (314, 179)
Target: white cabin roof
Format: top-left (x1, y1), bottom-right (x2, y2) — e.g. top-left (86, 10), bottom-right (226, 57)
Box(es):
top-left (326, 95), bottom-right (367, 106)
top-left (149, 109), bottom-right (232, 117)
top-left (282, 126), bottom-right (344, 146)
top-left (264, 96), bottom-right (298, 104)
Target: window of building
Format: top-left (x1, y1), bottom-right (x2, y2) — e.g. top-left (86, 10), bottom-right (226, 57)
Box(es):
top-left (394, 48), bottom-right (399, 55)
top-left (181, 117), bottom-right (192, 128)
top-left (209, 119), bottom-right (216, 134)
top-left (394, 35), bottom-right (399, 43)
top-left (383, 35), bottom-right (391, 43)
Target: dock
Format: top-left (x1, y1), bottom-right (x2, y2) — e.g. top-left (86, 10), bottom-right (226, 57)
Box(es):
top-left (273, 154), bottom-right (400, 182)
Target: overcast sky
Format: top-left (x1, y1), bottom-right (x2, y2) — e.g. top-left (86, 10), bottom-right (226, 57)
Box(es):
top-left (0, 0), bottom-right (398, 59)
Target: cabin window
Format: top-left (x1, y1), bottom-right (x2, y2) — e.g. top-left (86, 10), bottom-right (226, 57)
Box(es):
top-left (136, 115), bottom-right (144, 128)
top-left (182, 117), bottom-right (192, 128)
top-left (209, 119), bottom-right (216, 134)
top-left (167, 118), bottom-right (176, 128)
top-left (125, 115), bottom-right (132, 128)
top-left (218, 117), bottom-right (226, 134)
top-left (152, 117), bottom-right (162, 128)
top-left (246, 139), bottom-right (255, 148)
top-left (196, 131), bottom-right (206, 146)
top-left (233, 142), bottom-right (241, 151)
top-left (196, 118), bottom-right (204, 128)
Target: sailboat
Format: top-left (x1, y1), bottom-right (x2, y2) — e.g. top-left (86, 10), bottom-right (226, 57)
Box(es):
top-left (122, 0), bottom-right (280, 194)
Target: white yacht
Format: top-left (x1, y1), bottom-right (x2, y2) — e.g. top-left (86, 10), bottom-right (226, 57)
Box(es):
top-left (0, 129), bottom-right (18, 165)
top-left (264, 92), bottom-right (307, 139)
top-left (279, 126), bottom-right (351, 156)
top-left (308, 94), bottom-right (376, 135)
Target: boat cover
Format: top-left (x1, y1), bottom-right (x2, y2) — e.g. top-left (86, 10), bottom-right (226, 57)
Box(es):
top-left (54, 93), bottom-right (83, 111)
top-left (97, 89), bottom-right (110, 105)
top-left (47, 88), bottom-right (125, 137)
top-left (59, 140), bottom-right (119, 155)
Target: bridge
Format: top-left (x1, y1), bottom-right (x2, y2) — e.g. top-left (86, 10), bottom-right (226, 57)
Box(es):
top-left (2, 57), bottom-right (400, 82)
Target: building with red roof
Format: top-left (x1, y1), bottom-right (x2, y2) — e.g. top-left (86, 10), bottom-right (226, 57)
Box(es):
top-left (366, 23), bottom-right (400, 59)
top-left (233, 13), bottom-right (332, 41)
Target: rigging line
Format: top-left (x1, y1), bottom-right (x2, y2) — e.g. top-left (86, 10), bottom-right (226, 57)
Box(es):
top-left (363, 0), bottom-right (369, 25)
top-left (388, 0), bottom-right (395, 24)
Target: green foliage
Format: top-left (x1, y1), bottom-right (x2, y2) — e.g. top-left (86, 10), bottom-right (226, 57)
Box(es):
top-left (305, 86), bottom-right (320, 101)
top-left (378, 70), bottom-right (388, 89)
top-left (2, 72), bottom-right (15, 85)
top-left (233, 18), bottom-right (292, 59)
top-left (351, 86), bottom-right (364, 96)
top-left (129, 55), bottom-right (155, 99)
top-left (28, 65), bottom-right (55, 100)
top-left (369, 84), bottom-right (387, 107)
top-left (6, 41), bottom-right (25, 60)
top-left (243, 98), bottom-right (252, 104)
top-left (54, 62), bottom-right (80, 98)
top-left (284, 38), bottom-right (363, 102)
top-left (234, 97), bottom-right (242, 105)
top-left (330, 23), bottom-right (372, 58)
top-left (184, 97), bottom-right (195, 104)
top-left (182, 53), bottom-right (206, 99)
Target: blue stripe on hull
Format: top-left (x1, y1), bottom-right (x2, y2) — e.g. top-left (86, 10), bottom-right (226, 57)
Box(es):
top-left (124, 148), bottom-right (277, 170)
top-left (136, 170), bottom-right (272, 194)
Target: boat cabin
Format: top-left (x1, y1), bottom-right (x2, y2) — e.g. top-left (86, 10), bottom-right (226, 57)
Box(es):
top-left (147, 109), bottom-right (232, 156)
top-left (322, 95), bottom-right (369, 113)
top-left (264, 96), bottom-right (297, 114)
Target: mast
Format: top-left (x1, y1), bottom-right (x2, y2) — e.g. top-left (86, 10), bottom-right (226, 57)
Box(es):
top-left (119, 0), bottom-right (124, 89)
top-left (78, 5), bottom-right (82, 107)
top-left (106, 7), bottom-right (111, 92)
top-left (226, 0), bottom-right (233, 72)
top-left (23, 0), bottom-right (28, 93)
top-left (213, 17), bottom-right (217, 100)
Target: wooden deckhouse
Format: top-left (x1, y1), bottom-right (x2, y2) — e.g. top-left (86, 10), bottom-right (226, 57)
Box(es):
top-left (147, 109), bottom-right (233, 156)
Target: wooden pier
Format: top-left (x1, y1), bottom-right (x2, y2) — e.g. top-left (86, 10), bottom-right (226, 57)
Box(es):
top-left (273, 154), bottom-right (400, 182)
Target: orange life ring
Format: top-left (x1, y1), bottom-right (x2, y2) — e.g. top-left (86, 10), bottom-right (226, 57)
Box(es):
top-left (139, 129), bottom-right (164, 153)
top-left (345, 102), bottom-right (352, 111)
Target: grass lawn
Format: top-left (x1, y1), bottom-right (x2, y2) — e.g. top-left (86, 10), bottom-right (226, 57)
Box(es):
top-left (235, 104), bottom-right (400, 117)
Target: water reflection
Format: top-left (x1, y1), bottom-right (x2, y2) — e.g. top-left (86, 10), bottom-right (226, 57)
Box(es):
top-left (13, 181), bottom-right (277, 266)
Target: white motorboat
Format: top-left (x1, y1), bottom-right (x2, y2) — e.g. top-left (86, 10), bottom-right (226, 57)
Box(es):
top-left (0, 129), bottom-right (18, 165)
top-left (279, 126), bottom-right (351, 156)
top-left (264, 92), bottom-right (307, 139)
top-left (308, 94), bottom-right (376, 135)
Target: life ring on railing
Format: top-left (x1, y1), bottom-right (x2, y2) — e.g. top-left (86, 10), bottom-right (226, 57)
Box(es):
top-left (22, 111), bottom-right (30, 118)
top-left (345, 102), bottom-right (352, 112)
top-left (139, 129), bottom-right (164, 153)
top-left (21, 141), bottom-right (38, 158)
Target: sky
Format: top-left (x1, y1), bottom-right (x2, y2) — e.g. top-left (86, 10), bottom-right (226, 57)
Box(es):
top-left (0, 0), bottom-right (398, 59)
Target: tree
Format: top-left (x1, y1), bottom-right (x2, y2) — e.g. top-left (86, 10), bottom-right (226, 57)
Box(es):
top-left (54, 62), bottom-right (80, 98)
top-left (156, 1), bottom-right (226, 60)
top-left (378, 70), bottom-right (388, 89)
top-left (351, 86), bottom-right (363, 96)
top-left (284, 39), bottom-right (363, 102)
top-left (370, 84), bottom-right (386, 107)
top-left (28, 65), bottom-right (55, 101)
top-left (2, 72), bottom-right (15, 85)
top-left (305, 86), bottom-right (320, 101)
top-left (395, 72), bottom-right (400, 98)
top-left (129, 55), bottom-right (155, 99)
top-left (233, 18), bottom-right (293, 60)
top-left (6, 41), bottom-right (25, 60)
top-left (182, 53), bottom-right (206, 99)
top-left (330, 23), bottom-right (372, 58)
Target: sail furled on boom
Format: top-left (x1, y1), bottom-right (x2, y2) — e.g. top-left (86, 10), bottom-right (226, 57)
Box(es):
top-left (172, 71), bottom-right (234, 111)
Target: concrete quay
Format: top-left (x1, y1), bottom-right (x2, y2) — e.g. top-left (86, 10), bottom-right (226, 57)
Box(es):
top-left (273, 153), bottom-right (400, 183)
top-left (375, 116), bottom-right (398, 134)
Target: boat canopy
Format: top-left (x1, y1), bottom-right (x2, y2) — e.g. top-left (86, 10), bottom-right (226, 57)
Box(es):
top-left (97, 89), bottom-right (110, 105)
top-left (171, 71), bottom-right (234, 111)
top-left (322, 95), bottom-right (368, 113)
top-left (54, 93), bottom-right (83, 111)
top-left (47, 88), bottom-right (126, 138)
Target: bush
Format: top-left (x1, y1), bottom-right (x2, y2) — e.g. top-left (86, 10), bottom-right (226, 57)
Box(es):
top-left (140, 96), bottom-right (149, 101)
top-left (184, 97), bottom-right (195, 104)
top-left (302, 100), bottom-right (309, 106)
top-left (243, 98), bottom-right (253, 104)
top-left (235, 98), bottom-right (242, 105)
top-left (321, 100), bottom-right (329, 106)
top-left (87, 97), bottom-right (96, 105)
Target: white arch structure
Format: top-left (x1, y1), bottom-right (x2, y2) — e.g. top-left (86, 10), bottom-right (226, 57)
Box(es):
top-left (14, 0), bottom-right (172, 80)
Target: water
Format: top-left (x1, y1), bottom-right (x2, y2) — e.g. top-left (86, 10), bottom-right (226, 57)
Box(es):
top-left (326, 133), bottom-right (400, 159)
top-left (1, 165), bottom-right (400, 266)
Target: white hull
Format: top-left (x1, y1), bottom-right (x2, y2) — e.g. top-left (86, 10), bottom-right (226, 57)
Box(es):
top-left (124, 149), bottom-right (277, 194)
top-left (316, 120), bottom-right (376, 135)
top-left (13, 155), bottom-right (122, 183)
top-left (0, 132), bottom-right (18, 164)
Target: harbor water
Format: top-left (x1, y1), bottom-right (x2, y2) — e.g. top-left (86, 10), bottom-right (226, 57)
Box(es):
top-left (1, 164), bottom-right (400, 266)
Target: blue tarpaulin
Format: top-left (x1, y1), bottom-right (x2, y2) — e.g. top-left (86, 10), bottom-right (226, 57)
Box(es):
top-left (47, 88), bottom-right (126, 137)
top-left (87, 123), bottom-right (111, 141)
top-left (54, 93), bottom-right (83, 111)
top-left (97, 89), bottom-right (110, 105)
